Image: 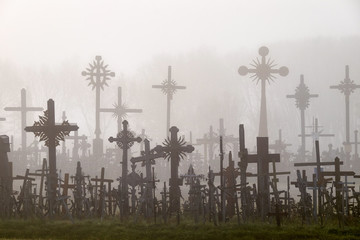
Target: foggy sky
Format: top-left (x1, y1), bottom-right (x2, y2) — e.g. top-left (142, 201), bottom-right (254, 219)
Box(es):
top-left (0, 0), bottom-right (360, 164)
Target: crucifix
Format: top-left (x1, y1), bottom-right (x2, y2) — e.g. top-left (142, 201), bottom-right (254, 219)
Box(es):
top-left (100, 86), bottom-right (142, 133)
top-left (24, 99), bottom-right (79, 216)
top-left (154, 126), bottom-right (194, 214)
top-left (82, 56), bottom-right (115, 157)
top-left (303, 118), bottom-right (334, 160)
top-left (238, 46), bottom-right (289, 137)
top-left (130, 138), bottom-right (164, 218)
top-left (152, 66), bottom-right (186, 138)
top-left (287, 75), bottom-right (318, 160)
top-left (108, 120), bottom-right (142, 216)
top-left (330, 65), bottom-right (360, 161)
top-left (4, 88), bottom-right (43, 160)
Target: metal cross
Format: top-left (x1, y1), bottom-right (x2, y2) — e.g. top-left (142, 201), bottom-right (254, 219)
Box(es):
top-left (287, 75), bottom-right (318, 158)
top-left (82, 56), bottom-right (115, 157)
top-left (238, 46), bottom-right (289, 137)
top-left (330, 65), bottom-right (360, 159)
top-left (152, 66), bottom-right (186, 138)
top-left (108, 120), bottom-right (141, 216)
top-left (24, 99), bottom-right (78, 215)
top-left (100, 86), bottom-right (142, 132)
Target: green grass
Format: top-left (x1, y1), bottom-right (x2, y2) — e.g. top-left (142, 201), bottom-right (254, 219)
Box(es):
top-left (0, 219), bottom-right (359, 240)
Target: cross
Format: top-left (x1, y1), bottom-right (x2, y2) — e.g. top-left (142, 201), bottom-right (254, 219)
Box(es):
top-left (196, 125), bottom-right (217, 164)
top-left (246, 136), bottom-right (280, 221)
top-left (154, 126), bottom-right (194, 214)
top-left (238, 124), bottom-right (249, 222)
top-left (330, 65), bottom-right (360, 159)
top-left (91, 167), bottom-right (114, 218)
top-left (138, 129), bottom-right (151, 153)
top-left (293, 140), bottom-right (340, 225)
top-left (24, 99), bottom-right (79, 215)
top-left (269, 129), bottom-right (292, 161)
top-left (108, 120), bottom-right (142, 216)
top-left (303, 118), bottom-right (334, 160)
top-left (130, 138), bottom-right (164, 218)
top-left (79, 135), bottom-right (91, 158)
top-left (349, 130), bottom-right (359, 162)
top-left (100, 86), bottom-right (142, 133)
top-left (82, 56), bottom-right (115, 157)
top-left (238, 46), bottom-right (289, 137)
top-left (152, 66), bottom-right (186, 138)
top-left (319, 156), bottom-right (355, 227)
top-left (218, 118), bottom-right (239, 154)
top-left (65, 131), bottom-right (87, 161)
top-left (0, 135), bottom-right (12, 210)
top-left (4, 88), bottom-right (43, 159)
top-left (287, 75), bottom-right (318, 160)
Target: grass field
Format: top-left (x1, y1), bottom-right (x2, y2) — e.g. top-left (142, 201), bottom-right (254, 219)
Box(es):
top-left (0, 218), bottom-right (359, 240)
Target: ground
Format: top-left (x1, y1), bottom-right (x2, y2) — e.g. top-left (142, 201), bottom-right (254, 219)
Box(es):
top-left (0, 218), bottom-right (359, 240)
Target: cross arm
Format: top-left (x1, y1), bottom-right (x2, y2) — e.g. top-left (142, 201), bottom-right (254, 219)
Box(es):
top-left (152, 85), bottom-right (164, 89)
top-left (5, 107), bottom-right (43, 111)
top-left (294, 161), bottom-right (343, 167)
top-left (125, 109), bottom-right (143, 113)
top-left (320, 171), bottom-right (355, 177)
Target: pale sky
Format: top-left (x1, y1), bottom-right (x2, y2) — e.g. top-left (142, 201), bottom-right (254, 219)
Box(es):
top-left (0, 0), bottom-right (359, 74)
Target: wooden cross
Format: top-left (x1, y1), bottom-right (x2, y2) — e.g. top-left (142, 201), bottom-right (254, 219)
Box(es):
top-left (246, 137), bottom-right (280, 220)
top-left (24, 99), bottom-right (78, 215)
top-left (138, 129), bottom-right (151, 153)
top-left (269, 129), bottom-right (292, 161)
top-left (349, 130), bottom-right (359, 162)
top-left (238, 46), bottom-right (289, 137)
top-left (238, 124), bottom-right (249, 222)
top-left (320, 156), bottom-right (355, 224)
top-left (293, 140), bottom-right (340, 225)
top-left (82, 56), bottom-right (115, 157)
top-left (108, 120), bottom-right (141, 216)
top-left (218, 118), bottom-right (239, 154)
top-left (287, 75), bottom-right (318, 159)
top-left (154, 126), bottom-right (194, 214)
top-left (196, 125), bottom-right (217, 163)
top-left (152, 66), bottom-right (186, 138)
top-left (79, 135), bottom-right (91, 158)
top-left (4, 88), bottom-right (43, 157)
top-left (130, 138), bottom-right (164, 218)
top-left (330, 65), bottom-right (360, 159)
top-left (100, 86), bottom-right (142, 132)
top-left (0, 135), bottom-right (12, 209)
top-left (65, 131), bottom-right (87, 161)
top-left (91, 167), bottom-right (113, 218)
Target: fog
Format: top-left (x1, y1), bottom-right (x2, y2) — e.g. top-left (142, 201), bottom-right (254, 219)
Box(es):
top-left (0, 0), bottom-right (360, 180)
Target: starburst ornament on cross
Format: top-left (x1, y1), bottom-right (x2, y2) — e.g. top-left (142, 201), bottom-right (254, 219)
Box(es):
top-left (82, 56), bottom-right (115, 90)
top-left (238, 46), bottom-right (289, 137)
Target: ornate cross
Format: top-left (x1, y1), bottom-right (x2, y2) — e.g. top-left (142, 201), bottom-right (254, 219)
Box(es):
top-left (82, 56), bottom-right (115, 157)
top-left (330, 65), bottom-right (360, 159)
top-left (287, 75), bottom-right (318, 158)
top-left (152, 66), bottom-right (186, 138)
top-left (100, 86), bottom-right (142, 132)
top-left (130, 138), bottom-right (164, 218)
top-left (24, 99), bottom-right (78, 215)
top-left (238, 46), bottom-right (289, 137)
top-left (4, 88), bottom-right (43, 158)
top-left (108, 120), bottom-right (141, 216)
top-left (154, 126), bottom-right (194, 213)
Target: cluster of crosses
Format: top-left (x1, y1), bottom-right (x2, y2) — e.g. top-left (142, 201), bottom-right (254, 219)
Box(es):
top-left (0, 47), bottom-right (358, 228)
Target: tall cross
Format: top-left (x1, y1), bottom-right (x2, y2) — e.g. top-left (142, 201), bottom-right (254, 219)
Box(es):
top-left (330, 65), bottom-right (360, 160)
top-left (4, 88), bottom-right (43, 157)
top-left (108, 120), bottom-right (142, 216)
top-left (349, 130), bottom-right (359, 162)
top-left (100, 86), bottom-right (142, 132)
top-left (152, 66), bottom-right (186, 138)
top-left (130, 139), bottom-right (164, 218)
top-left (24, 99), bottom-right (78, 215)
top-left (154, 126), bottom-right (194, 213)
top-left (82, 56), bottom-right (115, 157)
top-left (287, 75), bottom-right (318, 158)
top-left (238, 46), bottom-right (289, 137)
